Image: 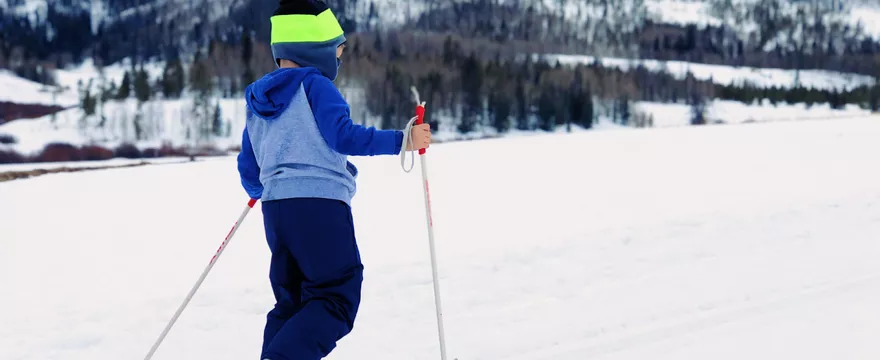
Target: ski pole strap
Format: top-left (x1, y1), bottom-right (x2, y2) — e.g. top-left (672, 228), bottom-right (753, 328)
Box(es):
top-left (400, 115), bottom-right (419, 173)
top-left (400, 86), bottom-right (428, 173)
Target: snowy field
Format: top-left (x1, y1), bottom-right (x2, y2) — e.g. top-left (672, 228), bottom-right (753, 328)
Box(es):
top-left (2, 116), bottom-right (880, 360)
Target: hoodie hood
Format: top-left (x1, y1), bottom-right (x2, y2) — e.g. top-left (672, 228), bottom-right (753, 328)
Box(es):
top-left (245, 67), bottom-right (321, 120)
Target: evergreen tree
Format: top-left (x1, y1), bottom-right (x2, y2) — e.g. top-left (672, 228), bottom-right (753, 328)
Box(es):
top-left (161, 57), bottom-right (185, 99)
top-left (537, 85), bottom-right (556, 131)
top-left (458, 53), bottom-right (483, 134)
top-left (617, 95), bottom-right (632, 126)
top-left (241, 31), bottom-right (255, 91)
top-left (690, 93), bottom-right (707, 125)
top-left (870, 83), bottom-right (880, 112)
top-left (188, 50), bottom-right (214, 144)
top-left (568, 67), bottom-right (592, 129)
top-left (117, 71), bottom-right (132, 100)
top-left (489, 89), bottom-right (512, 133)
top-left (212, 101), bottom-right (224, 137)
top-left (134, 66), bottom-right (151, 103)
top-left (442, 35), bottom-right (458, 66)
top-left (79, 79), bottom-right (97, 117)
top-left (582, 88), bottom-right (594, 129)
top-left (515, 79), bottom-right (529, 130)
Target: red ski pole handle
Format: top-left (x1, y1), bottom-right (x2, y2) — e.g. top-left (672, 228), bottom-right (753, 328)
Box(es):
top-left (415, 103), bottom-right (427, 155)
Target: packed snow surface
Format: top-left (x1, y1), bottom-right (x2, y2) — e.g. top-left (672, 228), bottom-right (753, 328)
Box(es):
top-left (2, 117), bottom-right (880, 360)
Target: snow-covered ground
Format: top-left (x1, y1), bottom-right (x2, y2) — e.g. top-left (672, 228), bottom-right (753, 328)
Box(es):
top-left (2, 116), bottom-right (880, 360)
top-left (541, 54), bottom-right (877, 91)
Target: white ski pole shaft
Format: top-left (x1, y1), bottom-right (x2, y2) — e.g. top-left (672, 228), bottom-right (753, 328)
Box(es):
top-left (410, 87), bottom-right (448, 360)
top-left (420, 154), bottom-right (448, 360)
top-left (143, 198), bottom-right (258, 360)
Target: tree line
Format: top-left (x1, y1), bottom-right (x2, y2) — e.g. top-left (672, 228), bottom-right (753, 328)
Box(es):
top-left (67, 28), bottom-right (880, 138)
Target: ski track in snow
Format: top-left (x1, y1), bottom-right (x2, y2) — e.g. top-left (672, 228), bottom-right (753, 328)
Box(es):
top-left (2, 117), bottom-right (880, 360)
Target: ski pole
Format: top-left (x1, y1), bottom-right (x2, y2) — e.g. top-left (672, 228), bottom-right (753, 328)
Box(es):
top-left (401, 87), bottom-right (448, 360)
top-left (143, 198), bottom-right (258, 360)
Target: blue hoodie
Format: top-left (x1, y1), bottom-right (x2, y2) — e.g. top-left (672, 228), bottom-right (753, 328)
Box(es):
top-left (237, 67), bottom-right (404, 204)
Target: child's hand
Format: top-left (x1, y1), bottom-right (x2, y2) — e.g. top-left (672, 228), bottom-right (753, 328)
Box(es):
top-left (407, 123), bottom-right (432, 151)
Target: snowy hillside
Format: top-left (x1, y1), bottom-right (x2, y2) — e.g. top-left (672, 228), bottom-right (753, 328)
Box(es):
top-left (0, 59), bottom-right (165, 108)
top-left (0, 70), bottom-right (80, 108)
top-left (0, 97), bottom-right (248, 156)
top-left (5, 0), bottom-right (879, 38)
top-left (541, 54), bottom-right (877, 91)
top-left (317, 0), bottom-right (880, 39)
top-left (2, 116), bottom-right (880, 360)
top-left (645, 0), bottom-right (880, 39)
top-left (0, 0), bottom-right (244, 33)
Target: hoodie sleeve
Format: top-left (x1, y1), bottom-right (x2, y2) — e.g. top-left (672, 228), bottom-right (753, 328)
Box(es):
top-left (237, 126), bottom-right (263, 200)
top-left (304, 75), bottom-right (404, 156)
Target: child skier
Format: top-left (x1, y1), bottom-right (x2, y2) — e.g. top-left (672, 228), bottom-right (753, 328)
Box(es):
top-left (236, 0), bottom-right (432, 359)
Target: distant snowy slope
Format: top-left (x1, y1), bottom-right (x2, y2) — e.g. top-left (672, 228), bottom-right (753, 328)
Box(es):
top-left (636, 100), bottom-right (872, 128)
top-left (0, 70), bottom-right (79, 107)
top-left (648, 0), bottom-right (880, 42)
top-left (851, 6), bottom-right (880, 39)
top-left (542, 54), bottom-right (877, 91)
top-left (0, 59), bottom-right (164, 107)
top-left (646, 0), bottom-right (719, 26)
top-left (52, 58), bottom-right (166, 94)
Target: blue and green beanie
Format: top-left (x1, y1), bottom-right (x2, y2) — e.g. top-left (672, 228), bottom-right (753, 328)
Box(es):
top-left (270, 0), bottom-right (346, 80)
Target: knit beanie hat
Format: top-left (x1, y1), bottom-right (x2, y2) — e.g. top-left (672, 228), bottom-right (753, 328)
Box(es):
top-left (270, 0), bottom-right (346, 80)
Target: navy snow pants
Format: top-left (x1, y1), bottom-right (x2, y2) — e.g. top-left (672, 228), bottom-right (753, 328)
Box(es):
top-left (259, 198), bottom-right (363, 360)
